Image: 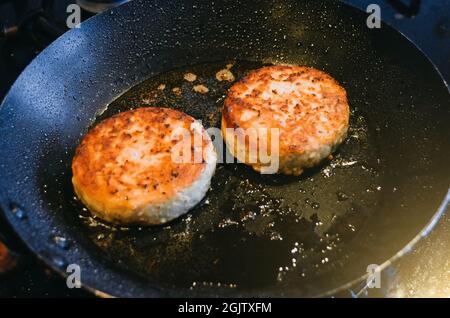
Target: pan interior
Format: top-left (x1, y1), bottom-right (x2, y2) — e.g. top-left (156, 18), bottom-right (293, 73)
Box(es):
top-left (69, 60), bottom-right (382, 296)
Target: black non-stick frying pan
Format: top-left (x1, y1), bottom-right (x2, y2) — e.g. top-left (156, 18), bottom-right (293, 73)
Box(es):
top-left (0, 0), bottom-right (449, 297)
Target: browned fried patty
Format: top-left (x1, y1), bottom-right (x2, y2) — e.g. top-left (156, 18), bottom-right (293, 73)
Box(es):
top-left (222, 65), bottom-right (349, 175)
top-left (72, 107), bottom-right (216, 225)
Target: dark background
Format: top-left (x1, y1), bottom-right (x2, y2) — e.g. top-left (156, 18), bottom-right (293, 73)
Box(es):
top-left (0, 0), bottom-right (449, 297)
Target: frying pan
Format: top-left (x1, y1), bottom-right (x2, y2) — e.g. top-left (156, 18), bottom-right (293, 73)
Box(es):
top-left (0, 0), bottom-right (449, 297)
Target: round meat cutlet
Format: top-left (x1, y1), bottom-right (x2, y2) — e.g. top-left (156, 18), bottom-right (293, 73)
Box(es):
top-left (72, 107), bottom-right (217, 225)
top-left (222, 65), bottom-right (349, 175)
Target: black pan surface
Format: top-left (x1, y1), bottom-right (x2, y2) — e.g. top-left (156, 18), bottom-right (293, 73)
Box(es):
top-left (0, 0), bottom-right (449, 297)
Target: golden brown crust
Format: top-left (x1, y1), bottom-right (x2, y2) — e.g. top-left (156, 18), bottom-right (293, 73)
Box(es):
top-left (222, 65), bottom-right (349, 174)
top-left (72, 107), bottom-right (209, 220)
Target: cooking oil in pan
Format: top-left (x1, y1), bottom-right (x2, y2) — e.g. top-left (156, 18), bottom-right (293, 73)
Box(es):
top-left (72, 60), bottom-right (382, 295)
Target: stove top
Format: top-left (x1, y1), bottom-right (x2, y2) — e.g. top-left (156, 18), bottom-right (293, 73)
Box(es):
top-left (0, 0), bottom-right (449, 298)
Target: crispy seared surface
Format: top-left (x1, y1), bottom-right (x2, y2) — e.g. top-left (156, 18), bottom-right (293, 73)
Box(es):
top-left (222, 65), bottom-right (349, 174)
top-left (72, 107), bottom-right (211, 222)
